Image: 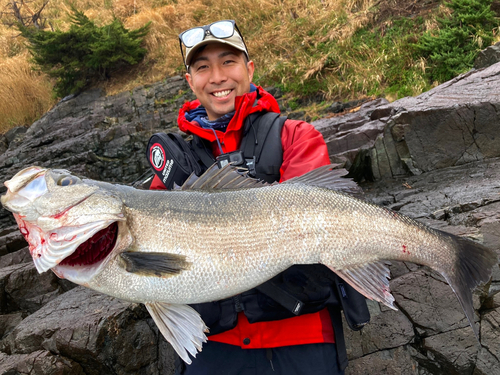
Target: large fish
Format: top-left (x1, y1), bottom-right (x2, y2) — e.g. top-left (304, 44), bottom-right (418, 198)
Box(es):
top-left (1, 164), bottom-right (497, 363)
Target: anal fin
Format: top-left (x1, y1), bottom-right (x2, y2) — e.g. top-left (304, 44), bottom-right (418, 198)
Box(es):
top-left (145, 302), bottom-right (208, 364)
top-left (331, 261), bottom-right (396, 310)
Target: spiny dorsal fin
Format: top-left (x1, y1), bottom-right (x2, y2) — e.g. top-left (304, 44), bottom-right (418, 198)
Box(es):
top-left (176, 163), bottom-right (361, 196)
top-left (282, 164), bottom-right (363, 197)
top-left (179, 163), bottom-right (270, 191)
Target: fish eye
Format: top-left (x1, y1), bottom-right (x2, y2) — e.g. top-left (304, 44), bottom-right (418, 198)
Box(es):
top-left (57, 176), bottom-right (79, 186)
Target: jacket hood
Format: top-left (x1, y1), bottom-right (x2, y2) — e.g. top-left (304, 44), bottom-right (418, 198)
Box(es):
top-left (177, 86), bottom-right (281, 153)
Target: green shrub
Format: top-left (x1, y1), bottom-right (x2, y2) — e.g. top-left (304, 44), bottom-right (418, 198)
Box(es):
top-left (349, 17), bottom-right (430, 99)
top-left (19, 6), bottom-right (150, 97)
top-left (416, 0), bottom-right (499, 82)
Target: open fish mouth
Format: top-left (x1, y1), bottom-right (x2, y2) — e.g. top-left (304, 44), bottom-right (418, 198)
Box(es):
top-left (51, 221), bottom-right (123, 283)
top-left (58, 221), bottom-right (118, 267)
top-left (14, 212), bottom-right (120, 273)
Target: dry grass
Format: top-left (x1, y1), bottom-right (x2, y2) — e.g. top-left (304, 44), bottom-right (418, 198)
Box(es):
top-left (0, 0), bottom-right (444, 131)
top-left (0, 51), bottom-right (54, 132)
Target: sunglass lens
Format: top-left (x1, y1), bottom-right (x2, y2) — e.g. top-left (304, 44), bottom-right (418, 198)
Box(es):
top-left (210, 21), bottom-right (234, 38)
top-left (182, 28), bottom-right (204, 48)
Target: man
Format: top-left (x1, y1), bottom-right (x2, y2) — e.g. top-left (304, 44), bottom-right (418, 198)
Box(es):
top-left (149, 20), bottom-right (369, 375)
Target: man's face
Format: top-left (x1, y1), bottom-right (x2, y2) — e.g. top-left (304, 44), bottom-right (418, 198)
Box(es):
top-left (185, 44), bottom-right (255, 121)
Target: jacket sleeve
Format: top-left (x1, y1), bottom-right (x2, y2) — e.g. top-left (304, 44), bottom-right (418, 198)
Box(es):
top-left (280, 119), bottom-right (330, 182)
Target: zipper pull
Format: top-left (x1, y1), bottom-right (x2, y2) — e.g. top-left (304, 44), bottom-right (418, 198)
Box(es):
top-left (266, 348), bottom-right (275, 371)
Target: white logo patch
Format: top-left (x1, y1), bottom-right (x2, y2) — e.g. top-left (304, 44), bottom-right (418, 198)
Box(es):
top-left (150, 143), bottom-right (165, 171)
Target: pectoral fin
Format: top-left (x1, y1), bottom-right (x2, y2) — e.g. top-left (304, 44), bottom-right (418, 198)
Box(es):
top-left (120, 252), bottom-right (191, 277)
top-left (330, 261), bottom-right (397, 310)
top-left (145, 302), bottom-right (208, 364)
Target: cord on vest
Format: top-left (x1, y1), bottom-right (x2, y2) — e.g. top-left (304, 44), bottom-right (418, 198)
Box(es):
top-left (210, 128), bottom-right (224, 155)
top-left (266, 348), bottom-right (275, 371)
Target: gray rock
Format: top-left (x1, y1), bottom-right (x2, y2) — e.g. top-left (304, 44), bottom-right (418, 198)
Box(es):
top-left (287, 110), bottom-right (306, 120)
top-left (319, 62), bottom-right (500, 181)
top-left (358, 309), bottom-right (414, 352)
top-left (313, 98), bottom-right (389, 170)
top-left (346, 346), bottom-right (420, 375)
top-left (475, 347), bottom-right (500, 375)
top-left (2, 287), bottom-right (175, 374)
top-left (391, 269), bottom-right (475, 337)
top-left (0, 247), bottom-right (31, 268)
top-left (474, 42), bottom-right (500, 69)
top-left (0, 262), bottom-right (69, 314)
top-left (0, 226), bottom-right (27, 257)
top-left (4, 126), bottom-right (28, 146)
top-left (419, 327), bottom-right (479, 374)
top-left (324, 101), bottom-right (344, 114)
top-left (0, 312), bottom-right (23, 339)
top-left (263, 86), bottom-right (283, 99)
top-left (344, 308), bottom-right (415, 363)
top-left (479, 309), bottom-right (500, 366)
top-left (0, 350), bottom-right (85, 375)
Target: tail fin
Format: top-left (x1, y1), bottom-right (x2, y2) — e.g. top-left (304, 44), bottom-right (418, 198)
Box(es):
top-left (440, 231), bottom-right (498, 339)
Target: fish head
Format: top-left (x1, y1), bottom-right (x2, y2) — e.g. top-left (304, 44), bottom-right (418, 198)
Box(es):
top-left (1, 166), bottom-right (129, 277)
top-left (3, 166), bottom-right (99, 220)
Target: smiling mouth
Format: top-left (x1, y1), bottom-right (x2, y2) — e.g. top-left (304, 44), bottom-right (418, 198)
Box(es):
top-left (212, 89), bottom-right (233, 98)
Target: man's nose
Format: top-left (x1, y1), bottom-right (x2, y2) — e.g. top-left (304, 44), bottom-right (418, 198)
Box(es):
top-left (209, 65), bottom-right (227, 84)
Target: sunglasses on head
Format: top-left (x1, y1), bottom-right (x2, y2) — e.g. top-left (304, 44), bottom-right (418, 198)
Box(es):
top-left (178, 20), bottom-right (248, 69)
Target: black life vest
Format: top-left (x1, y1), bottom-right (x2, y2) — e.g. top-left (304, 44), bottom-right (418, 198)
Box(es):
top-left (189, 111), bottom-right (286, 183)
top-left (146, 111), bottom-right (286, 189)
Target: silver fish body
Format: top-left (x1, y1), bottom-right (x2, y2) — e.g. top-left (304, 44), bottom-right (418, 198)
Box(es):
top-left (1, 165), bottom-right (497, 363)
top-left (87, 183), bottom-right (445, 303)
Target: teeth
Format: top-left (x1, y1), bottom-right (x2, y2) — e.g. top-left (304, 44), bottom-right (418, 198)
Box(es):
top-left (213, 90), bottom-right (231, 98)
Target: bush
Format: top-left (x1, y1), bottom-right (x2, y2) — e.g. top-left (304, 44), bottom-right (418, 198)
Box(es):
top-left (19, 6), bottom-right (150, 97)
top-left (416, 0), bottom-right (499, 82)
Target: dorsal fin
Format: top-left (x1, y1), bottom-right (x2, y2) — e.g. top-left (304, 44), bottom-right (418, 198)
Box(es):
top-left (282, 164), bottom-right (363, 197)
top-left (178, 163), bottom-right (270, 191)
top-left (175, 163), bottom-right (361, 196)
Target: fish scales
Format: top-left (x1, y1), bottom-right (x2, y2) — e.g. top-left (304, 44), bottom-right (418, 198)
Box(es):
top-left (1, 164), bottom-right (497, 364)
top-left (88, 183), bottom-right (450, 305)
top-left (92, 185), bottom-right (323, 304)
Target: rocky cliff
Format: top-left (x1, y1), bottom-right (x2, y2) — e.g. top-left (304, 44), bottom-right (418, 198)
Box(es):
top-left (0, 61), bottom-right (499, 374)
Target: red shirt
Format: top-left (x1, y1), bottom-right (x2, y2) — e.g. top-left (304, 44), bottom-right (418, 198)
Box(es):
top-left (150, 86), bottom-right (334, 347)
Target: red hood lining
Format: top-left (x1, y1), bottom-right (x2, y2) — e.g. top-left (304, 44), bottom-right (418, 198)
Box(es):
top-left (177, 86), bottom-right (281, 149)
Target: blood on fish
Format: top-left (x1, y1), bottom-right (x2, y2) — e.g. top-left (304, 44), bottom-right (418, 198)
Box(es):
top-left (52, 210), bottom-right (68, 219)
top-left (402, 244), bottom-right (410, 255)
top-left (52, 205), bottom-right (75, 219)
